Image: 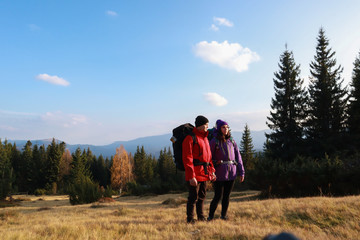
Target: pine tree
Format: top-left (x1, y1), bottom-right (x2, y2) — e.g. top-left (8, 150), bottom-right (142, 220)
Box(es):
top-left (10, 143), bottom-right (21, 191)
top-left (70, 147), bottom-right (90, 182)
top-left (32, 144), bottom-right (43, 191)
top-left (37, 145), bottom-right (47, 188)
top-left (158, 147), bottom-right (176, 182)
top-left (133, 146), bottom-right (147, 184)
top-left (266, 47), bottom-right (307, 161)
top-left (306, 28), bottom-right (348, 157)
top-left (21, 141), bottom-right (34, 192)
top-left (0, 140), bottom-right (14, 199)
top-left (239, 124), bottom-right (256, 169)
top-left (144, 154), bottom-right (156, 183)
top-left (45, 139), bottom-right (63, 193)
top-left (348, 51), bottom-right (360, 150)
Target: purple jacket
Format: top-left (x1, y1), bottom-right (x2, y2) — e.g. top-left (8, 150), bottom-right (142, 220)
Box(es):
top-left (210, 138), bottom-right (245, 181)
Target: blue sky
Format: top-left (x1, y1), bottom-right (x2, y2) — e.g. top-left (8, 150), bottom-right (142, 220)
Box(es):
top-left (1, 0), bottom-right (360, 145)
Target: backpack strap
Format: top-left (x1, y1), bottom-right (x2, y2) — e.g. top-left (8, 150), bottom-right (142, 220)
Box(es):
top-left (190, 132), bottom-right (202, 157)
top-left (193, 159), bottom-right (210, 175)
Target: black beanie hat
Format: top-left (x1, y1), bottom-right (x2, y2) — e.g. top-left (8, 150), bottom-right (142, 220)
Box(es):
top-left (195, 115), bottom-right (209, 127)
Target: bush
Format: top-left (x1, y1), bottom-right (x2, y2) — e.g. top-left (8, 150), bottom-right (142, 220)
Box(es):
top-left (126, 181), bottom-right (145, 196)
top-left (249, 154), bottom-right (356, 198)
top-left (103, 186), bottom-right (113, 198)
top-left (68, 175), bottom-right (101, 205)
top-left (34, 189), bottom-right (46, 196)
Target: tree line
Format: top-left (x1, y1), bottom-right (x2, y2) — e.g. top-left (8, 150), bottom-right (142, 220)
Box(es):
top-left (0, 138), bottom-right (188, 202)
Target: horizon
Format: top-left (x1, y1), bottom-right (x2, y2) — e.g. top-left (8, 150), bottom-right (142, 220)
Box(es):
top-left (1, 1), bottom-right (360, 145)
top-left (4, 128), bottom-right (269, 147)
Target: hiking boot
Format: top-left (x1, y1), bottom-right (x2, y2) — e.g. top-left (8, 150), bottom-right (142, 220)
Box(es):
top-left (198, 216), bottom-right (206, 222)
top-left (187, 218), bottom-right (196, 224)
top-left (207, 216), bottom-right (214, 221)
top-left (220, 215), bottom-right (228, 220)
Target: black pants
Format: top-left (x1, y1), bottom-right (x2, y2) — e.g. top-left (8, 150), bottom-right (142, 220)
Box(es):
top-left (209, 180), bottom-right (235, 218)
top-left (187, 181), bottom-right (207, 221)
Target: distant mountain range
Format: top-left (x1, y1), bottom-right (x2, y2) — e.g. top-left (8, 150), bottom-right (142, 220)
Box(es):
top-left (7, 129), bottom-right (270, 158)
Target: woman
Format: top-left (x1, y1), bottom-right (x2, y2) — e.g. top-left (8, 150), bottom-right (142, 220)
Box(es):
top-left (208, 119), bottom-right (245, 221)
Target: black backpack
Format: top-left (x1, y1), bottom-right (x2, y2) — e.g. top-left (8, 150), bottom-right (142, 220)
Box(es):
top-left (170, 123), bottom-right (197, 171)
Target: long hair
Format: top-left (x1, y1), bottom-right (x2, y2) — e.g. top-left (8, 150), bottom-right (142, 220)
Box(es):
top-left (216, 126), bottom-right (232, 142)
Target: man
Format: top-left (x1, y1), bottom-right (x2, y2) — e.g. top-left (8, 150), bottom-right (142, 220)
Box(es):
top-left (182, 115), bottom-right (216, 223)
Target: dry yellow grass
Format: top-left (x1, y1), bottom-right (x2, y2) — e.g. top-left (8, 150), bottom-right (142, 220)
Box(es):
top-left (1, 191), bottom-right (359, 240)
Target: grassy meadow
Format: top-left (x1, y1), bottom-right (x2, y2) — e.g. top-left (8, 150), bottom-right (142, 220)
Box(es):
top-left (1, 190), bottom-right (359, 240)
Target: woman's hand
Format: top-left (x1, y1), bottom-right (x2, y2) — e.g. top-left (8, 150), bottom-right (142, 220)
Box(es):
top-left (239, 176), bottom-right (245, 183)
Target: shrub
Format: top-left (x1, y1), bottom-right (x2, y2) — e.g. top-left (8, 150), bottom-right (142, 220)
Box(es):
top-left (103, 186), bottom-right (113, 198)
top-left (68, 175), bottom-right (101, 205)
top-left (34, 189), bottom-right (46, 196)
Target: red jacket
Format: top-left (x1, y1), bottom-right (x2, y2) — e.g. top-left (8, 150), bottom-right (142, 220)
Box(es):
top-left (182, 127), bottom-right (215, 181)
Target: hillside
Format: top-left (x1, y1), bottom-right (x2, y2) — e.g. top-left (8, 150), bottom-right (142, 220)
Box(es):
top-left (1, 191), bottom-right (359, 239)
top-left (7, 129), bottom-right (269, 158)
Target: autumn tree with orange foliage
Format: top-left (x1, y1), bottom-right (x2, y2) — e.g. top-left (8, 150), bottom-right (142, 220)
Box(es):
top-left (111, 145), bottom-right (133, 193)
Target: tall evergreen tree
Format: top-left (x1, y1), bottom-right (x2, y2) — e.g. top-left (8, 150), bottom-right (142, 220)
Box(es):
top-left (158, 147), bottom-right (176, 182)
top-left (32, 145), bottom-right (43, 190)
top-left (21, 141), bottom-right (34, 192)
top-left (70, 147), bottom-right (91, 182)
top-left (45, 139), bottom-right (63, 193)
top-left (0, 140), bottom-right (14, 199)
top-left (91, 155), bottom-right (108, 188)
top-left (239, 124), bottom-right (256, 169)
top-left (306, 28), bottom-right (348, 156)
top-left (10, 143), bottom-right (21, 191)
top-left (348, 51), bottom-right (360, 150)
top-left (266, 47), bottom-right (307, 161)
top-left (133, 146), bottom-right (147, 184)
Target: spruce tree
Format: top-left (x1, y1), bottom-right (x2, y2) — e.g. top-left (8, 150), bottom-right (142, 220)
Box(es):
top-left (306, 28), bottom-right (348, 156)
top-left (266, 47), bottom-right (307, 161)
top-left (45, 139), bottom-right (63, 193)
top-left (91, 155), bottom-right (108, 188)
top-left (0, 140), bottom-right (14, 199)
top-left (239, 124), bottom-right (255, 169)
top-left (32, 145), bottom-right (42, 190)
top-left (348, 51), bottom-right (360, 150)
top-left (21, 141), bottom-right (34, 192)
top-left (70, 147), bottom-right (91, 182)
top-left (133, 146), bottom-right (147, 184)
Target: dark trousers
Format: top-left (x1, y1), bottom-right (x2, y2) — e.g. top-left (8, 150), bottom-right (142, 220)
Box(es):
top-left (187, 181), bottom-right (207, 221)
top-left (209, 180), bottom-right (235, 218)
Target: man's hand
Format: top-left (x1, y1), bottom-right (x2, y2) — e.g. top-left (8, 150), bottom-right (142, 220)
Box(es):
top-left (189, 177), bottom-right (198, 186)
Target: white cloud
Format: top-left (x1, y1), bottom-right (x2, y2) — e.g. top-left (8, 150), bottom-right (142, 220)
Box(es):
top-left (36, 73), bottom-right (70, 86)
top-left (210, 24), bottom-right (219, 31)
top-left (203, 92), bottom-right (228, 106)
top-left (194, 41), bottom-right (260, 72)
top-left (213, 17), bottom-right (234, 27)
top-left (106, 10), bottom-right (118, 16)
